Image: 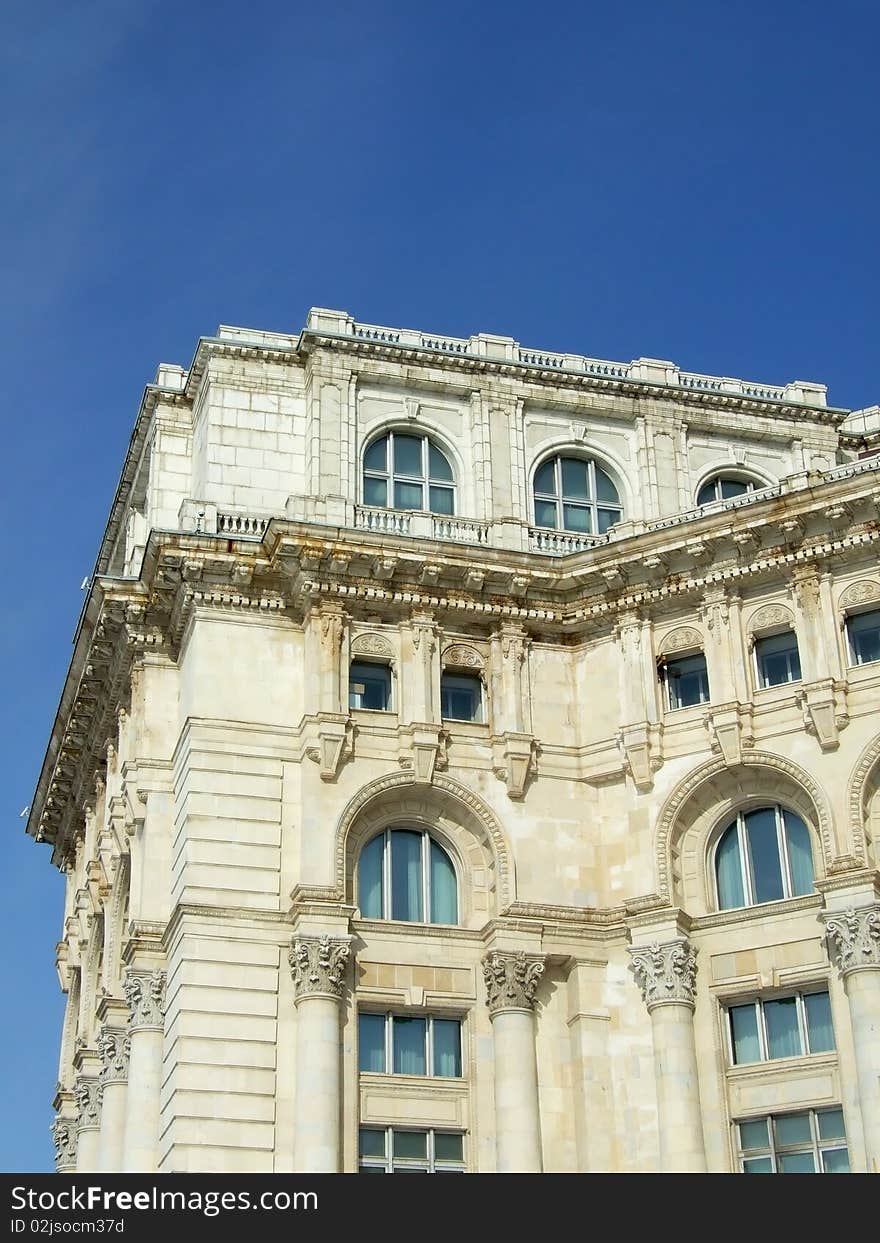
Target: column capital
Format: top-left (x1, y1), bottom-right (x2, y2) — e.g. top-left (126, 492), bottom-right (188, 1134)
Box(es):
top-left (630, 938), bottom-right (698, 1011)
top-left (482, 950), bottom-right (545, 1015)
top-left (823, 905), bottom-right (880, 976)
top-left (98, 1027), bottom-right (131, 1084)
top-left (124, 969), bottom-right (167, 1031)
top-left (51, 1118), bottom-right (78, 1171)
top-left (74, 1076), bottom-right (102, 1132)
top-left (289, 935), bottom-right (352, 1002)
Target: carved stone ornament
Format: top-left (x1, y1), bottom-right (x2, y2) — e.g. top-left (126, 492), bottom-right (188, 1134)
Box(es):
top-left (442, 643), bottom-right (484, 670)
top-left (351, 633), bottom-right (394, 658)
top-left (482, 951), bottom-right (545, 1015)
top-left (51, 1119), bottom-right (78, 1169)
top-left (823, 905), bottom-right (880, 975)
top-left (74, 1077), bottom-right (102, 1130)
top-left (658, 627), bottom-right (703, 657)
top-left (749, 604), bottom-right (794, 634)
top-left (98, 1027), bottom-right (130, 1083)
top-left (289, 935), bottom-right (351, 1001)
top-left (839, 580), bottom-right (880, 610)
top-left (125, 969), bottom-right (167, 1031)
top-left (630, 939), bottom-right (698, 1011)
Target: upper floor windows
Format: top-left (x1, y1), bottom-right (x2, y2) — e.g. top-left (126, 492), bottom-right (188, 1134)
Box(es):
top-left (363, 433), bottom-right (455, 515)
top-left (663, 651), bottom-right (710, 710)
top-left (533, 455), bottom-right (622, 535)
top-left (441, 671), bottom-right (483, 723)
top-left (697, 474), bottom-right (760, 506)
top-left (846, 607), bottom-right (880, 667)
top-left (358, 828), bottom-right (458, 925)
top-left (349, 661), bottom-right (392, 711)
top-left (736, 1108), bottom-right (848, 1174)
top-left (358, 1012), bottom-right (462, 1078)
top-left (359, 1127), bottom-right (465, 1174)
top-left (727, 990), bottom-right (834, 1065)
top-left (715, 805), bottom-right (814, 910)
top-left (754, 631), bottom-right (802, 688)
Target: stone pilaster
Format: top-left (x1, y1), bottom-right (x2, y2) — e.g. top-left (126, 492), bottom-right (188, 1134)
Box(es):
top-left (483, 951), bottom-right (545, 1171)
top-left (73, 1075), bottom-right (102, 1173)
top-left (97, 1027), bottom-right (130, 1172)
top-left (121, 969), bottom-right (165, 1172)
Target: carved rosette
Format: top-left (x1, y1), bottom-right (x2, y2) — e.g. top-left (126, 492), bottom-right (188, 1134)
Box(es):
top-left (98, 1027), bottom-right (131, 1084)
top-left (823, 905), bottom-right (880, 976)
top-left (289, 935), bottom-right (351, 1002)
top-left (125, 969), bottom-right (167, 1031)
top-left (74, 1076), bottom-right (102, 1131)
top-left (51, 1118), bottom-right (78, 1170)
top-left (630, 939), bottom-right (698, 1011)
top-left (482, 951), bottom-right (545, 1015)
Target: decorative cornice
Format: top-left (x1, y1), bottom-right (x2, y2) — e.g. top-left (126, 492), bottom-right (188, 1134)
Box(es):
top-left (630, 938), bottom-right (698, 1011)
top-left (822, 905), bottom-right (880, 975)
top-left (482, 951), bottom-right (545, 1015)
top-left (288, 935), bottom-right (351, 1001)
top-left (97, 1027), bottom-right (130, 1083)
top-left (51, 1118), bottom-right (78, 1169)
top-left (74, 1076), bottom-right (102, 1130)
top-left (124, 969), bottom-right (166, 1030)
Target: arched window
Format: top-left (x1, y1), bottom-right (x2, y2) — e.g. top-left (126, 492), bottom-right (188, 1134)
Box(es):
top-left (533, 455), bottom-right (622, 535)
top-left (697, 474), bottom-right (761, 506)
top-left (362, 433), bottom-right (455, 515)
top-left (358, 828), bottom-right (458, 924)
top-left (715, 806), bottom-right (814, 910)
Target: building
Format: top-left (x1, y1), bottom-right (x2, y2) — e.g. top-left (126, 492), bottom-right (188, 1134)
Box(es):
top-left (28, 308), bottom-right (880, 1174)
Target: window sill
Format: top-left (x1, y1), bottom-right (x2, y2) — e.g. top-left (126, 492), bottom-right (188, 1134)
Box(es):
top-left (358, 1072), bottom-right (465, 1085)
top-left (691, 892), bottom-right (823, 931)
top-left (726, 1051), bottom-right (837, 1080)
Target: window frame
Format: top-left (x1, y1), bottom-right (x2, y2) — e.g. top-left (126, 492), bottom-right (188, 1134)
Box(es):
top-left (752, 629), bottom-right (802, 689)
top-left (440, 669), bottom-right (484, 724)
top-left (531, 453), bottom-right (623, 535)
top-left (734, 1107), bottom-right (848, 1174)
top-left (356, 827), bottom-right (459, 926)
top-left (362, 431), bottom-right (456, 516)
top-left (660, 650), bottom-right (711, 711)
top-left (725, 988), bottom-right (835, 1066)
top-left (712, 804), bottom-right (815, 911)
top-left (357, 1010), bottom-right (464, 1079)
top-left (358, 1127), bottom-right (467, 1174)
top-left (845, 606), bottom-right (880, 668)
top-left (696, 473), bottom-right (761, 507)
top-left (348, 660), bottom-right (394, 712)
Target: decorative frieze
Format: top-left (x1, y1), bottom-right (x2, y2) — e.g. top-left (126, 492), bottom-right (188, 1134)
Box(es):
top-left (124, 969), bottom-right (166, 1031)
top-left (98, 1027), bottom-right (130, 1083)
top-left (482, 951), bottom-right (545, 1015)
top-left (289, 935), bottom-right (351, 1001)
top-left (630, 939), bottom-right (698, 1011)
top-left (51, 1118), bottom-right (78, 1170)
top-left (823, 905), bottom-right (880, 975)
top-left (74, 1077), bottom-right (102, 1131)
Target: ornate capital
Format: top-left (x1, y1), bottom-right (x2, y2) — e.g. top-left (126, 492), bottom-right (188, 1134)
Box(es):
top-left (823, 905), bottom-right (880, 975)
top-left (482, 951), bottom-right (545, 1015)
top-left (630, 939), bottom-right (698, 1011)
top-left (98, 1027), bottom-right (130, 1083)
top-left (289, 935), bottom-right (351, 1002)
top-left (74, 1077), bottom-right (102, 1130)
top-left (125, 969), bottom-right (166, 1030)
top-left (51, 1118), bottom-right (78, 1169)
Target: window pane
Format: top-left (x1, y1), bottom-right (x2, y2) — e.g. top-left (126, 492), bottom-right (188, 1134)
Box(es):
top-left (393, 435), bottom-right (423, 476)
top-left (428, 485), bottom-right (455, 515)
top-left (666, 654), bottom-right (709, 709)
top-left (394, 480), bottom-right (424, 510)
top-left (757, 633), bottom-right (801, 687)
top-left (349, 662), bottom-right (391, 711)
top-left (430, 840), bottom-right (458, 924)
top-left (363, 437), bottom-right (387, 471)
top-left (738, 1118), bottom-right (769, 1151)
top-left (441, 673), bottom-right (481, 722)
top-left (774, 1112), bottom-right (811, 1146)
top-left (779, 1152), bottom-right (816, 1173)
top-left (534, 499), bottom-right (558, 528)
top-left (359, 1128), bottom-right (386, 1158)
top-left (729, 1004), bottom-right (761, 1063)
top-left (594, 466), bottom-right (619, 504)
top-left (716, 825), bottom-right (745, 910)
top-left (363, 476), bottom-right (387, 507)
top-left (392, 1166), bottom-right (428, 1173)
top-left (744, 807), bottom-right (784, 904)
top-left (743, 1157), bottom-right (773, 1173)
top-left (720, 478), bottom-right (750, 499)
top-left (561, 458), bottom-right (589, 499)
top-left (533, 460), bottom-right (557, 495)
top-left (392, 1017), bottom-right (427, 1075)
top-left (358, 834), bottom-right (384, 919)
top-left (804, 992), bottom-right (834, 1053)
top-left (597, 508), bottom-right (619, 534)
top-left (428, 443), bottom-right (453, 481)
top-left (697, 481), bottom-right (717, 506)
top-left (847, 609), bottom-right (880, 665)
top-left (822, 1148), bottom-right (849, 1173)
top-left (359, 1164), bottom-right (387, 1173)
top-left (433, 1133), bottom-right (463, 1161)
top-left (392, 1131), bottom-right (427, 1159)
top-left (783, 811), bottom-right (814, 897)
top-left (433, 1019), bottom-right (462, 1077)
top-left (358, 1014), bottom-right (386, 1073)
top-left (562, 503), bottom-right (591, 533)
top-left (817, 1108), bottom-right (846, 1141)
top-left (390, 830), bottom-right (423, 922)
top-left (764, 997), bottom-right (802, 1059)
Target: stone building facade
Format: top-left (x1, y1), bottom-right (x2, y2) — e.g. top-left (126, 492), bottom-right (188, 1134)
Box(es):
top-left (28, 309), bottom-right (880, 1173)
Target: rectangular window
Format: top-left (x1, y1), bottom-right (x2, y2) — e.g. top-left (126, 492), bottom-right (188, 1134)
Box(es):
top-left (358, 1128), bottom-right (465, 1173)
top-left (441, 672), bottom-right (483, 722)
top-left (735, 1108), bottom-right (848, 1173)
top-left (755, 631), bottom-right (802, 687)
top-left (349, 661), bottom-right (392, 711)
top-left (358, 1013), bottom-right (462, 1079)
top-left (663, 652), bottom-right (710, 710)
top-left (727, 990), bottom-right (835, 1065)
top-left (847, 608), bottom-right (880, 666)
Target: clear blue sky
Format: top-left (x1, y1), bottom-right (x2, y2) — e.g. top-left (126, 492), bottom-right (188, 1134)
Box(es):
top-left (1, 0), bottom-right (877, 1171)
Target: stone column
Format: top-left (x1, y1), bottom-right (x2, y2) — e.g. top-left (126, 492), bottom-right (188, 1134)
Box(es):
top-left (824, 906), bottom-right (880, 1171)
top-left (121, 969), bottom-right (166, 1172)
top-left (51, 1115), bottom-right (78, 1174)
top-left (73, 1076), bottom-right (102, 1172)
top-left (483, 951), bottom-right (545, 1172)
top-left (630, 939), bottom-right (707, 1172)
top-left (97, 1028), bottom-right (130, 1172)
top-left (289, 935), bottom-right (351, 1172)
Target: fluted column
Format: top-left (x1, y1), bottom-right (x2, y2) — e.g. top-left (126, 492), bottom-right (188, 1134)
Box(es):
top-left (121, 969), bottom-right (166, 1172)
top-left (630, 939), bottom-right (707, 1172)
top-left (96, 1027), bottom-right (130, 1172)
top-left (51, 1115), bottom-right (78, 1174)
top-left (483, 951), bottom-right (545, 1172)
top-left (73, 1076), bottom-right (102, 1172)
top-left (289, 935), bottom-right (351, 1172)
top-left (824, 906), bottom-right (880, 1171)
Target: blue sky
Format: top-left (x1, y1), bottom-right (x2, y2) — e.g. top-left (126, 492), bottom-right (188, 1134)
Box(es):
top-left (1, 0), bottom-right (877, 1171)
